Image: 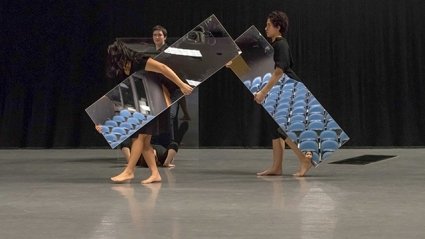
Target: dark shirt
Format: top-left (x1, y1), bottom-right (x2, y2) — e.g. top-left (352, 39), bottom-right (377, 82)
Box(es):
top-left (272, 37), bottom-right (300, 81)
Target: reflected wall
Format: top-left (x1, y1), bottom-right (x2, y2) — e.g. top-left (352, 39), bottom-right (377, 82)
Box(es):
top-left (85, 15), bottom-right (240, 148)
top-left (229, 26), bottom-right (349, 166)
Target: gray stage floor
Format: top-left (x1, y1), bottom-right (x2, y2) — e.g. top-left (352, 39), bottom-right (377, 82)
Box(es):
top-left (0, 148), bottom-right (424, 239)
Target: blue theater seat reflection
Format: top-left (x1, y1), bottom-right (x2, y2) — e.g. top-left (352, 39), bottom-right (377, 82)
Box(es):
top-left (242, 72), bottom-right (350, 166)
top-left (100, 109), bottom-right (153, 148)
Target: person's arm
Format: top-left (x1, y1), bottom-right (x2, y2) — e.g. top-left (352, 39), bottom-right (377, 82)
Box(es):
top-left (145, 58), bottom-right (193, 95)
top-left (254, 67), bottom-right (284, 104)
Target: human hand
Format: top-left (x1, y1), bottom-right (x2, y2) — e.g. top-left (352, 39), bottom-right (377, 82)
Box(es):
top-left (95, 124), bottom-right (102, 133)
top-left (254, 91), bottom-right (266, 104)
top-left (180, 83), bottom-right (193, 96)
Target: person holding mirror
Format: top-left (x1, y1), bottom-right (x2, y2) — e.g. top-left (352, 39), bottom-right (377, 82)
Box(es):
top-left (254, 10), bottom-right (312, 177)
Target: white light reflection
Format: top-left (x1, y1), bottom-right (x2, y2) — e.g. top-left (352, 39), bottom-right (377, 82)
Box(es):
top-left (298, 180), bottom-right (338, 239)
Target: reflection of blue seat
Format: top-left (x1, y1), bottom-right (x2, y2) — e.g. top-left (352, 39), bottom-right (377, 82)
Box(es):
top-left (295, 82), bottom-right (306, 90)
top-left (289, 114), bottom-right (305, 124)
top-left (120, 109), bottom-right (132, 119)
top-left (113, 115), bottom-right (126, 124)
top-left (263, 73), bottom-right (272, 82)
top-left (120, 122), bottom-right (133, 130)
top-left (321, 140), bottom-right (339, 153)
top-left (308, 113), bottom-right (324, 123)
top-left (264, 100), bottom-right (276, 109)
top-left (276, 102), bottom-right (290, 110)
top-left (252, 76), bottom-right (262, 86)
top-left (291, 107), bottom-right (306, 116)
top-left (112, 127), bottom-right (127, 136)
top-left (267, 92), bottom-right (279, 101)
top-left (339, 132), bottom-right (350, 146)
top-left (280, 90), bottom-right (293, 98)
top-left (133, 112), bottom-right (146, 122)
top-left (300, 140), bottom-right (319, 153)
top-left (275, 116), bottom-right (287, 125)
top-left (286, 131), bottom-right (298, 143)
top-left (270, 86), bottom-right (281, 94)
top-left (308, 121), bottom-right (325, 131)
top-left (105, 133), bottom-right (117, 143)
top-left (243, 80), bottom-right (251, 89)
top-left (274, 108), bottom-right (289, 118)
top-left (105, 120), bottom-right (118, 127)
top-left (309, 105), bottom-right (325, 115)
top-left (100, 125), bottom-right (110, 134)
top-left (288, 122), bottom-right (305, 133)
top-left (292, 100), bottom-right (307, 109)
top-left (299, 130), bottom-right (318, 142)
top-left (320, 130), bottom-right (338, 141)
top-left (278, 97), bottom-right (291, 106)
top-left (283, 83), bottom-right (295, 91)
top-left (308, 98), bottom-right (320, 107)
top-left (146, 115), bottom-right (155, 121)
top-left (265, 105), bottom-right (274, 114)
top-left (127, 117), bottom-right (140, 127)
top-left (250, 84), bottom-right (260, 93)
top-left (293, 94), bottom-right (307, 103)
top-left (326, 120), bottom-right (340, 131)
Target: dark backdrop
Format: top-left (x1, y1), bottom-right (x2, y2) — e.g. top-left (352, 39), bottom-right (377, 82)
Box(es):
top-left (1, 0), bottom-right (424, 148)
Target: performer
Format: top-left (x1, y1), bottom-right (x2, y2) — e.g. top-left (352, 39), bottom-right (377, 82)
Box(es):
top-left (254, 10), bottom-right (312, 177)
top-left (152, 25), bottom-right (168, 52)
top-left (105, 42), bottom-right (193, 184)
top-left (152, 25), bottom-right (192, 121)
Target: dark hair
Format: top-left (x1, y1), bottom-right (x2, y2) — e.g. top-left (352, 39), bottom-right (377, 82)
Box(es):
top-left (152, 25), bottom-right (167, 37)
top-left (268, 11), bottom-right (289, 35)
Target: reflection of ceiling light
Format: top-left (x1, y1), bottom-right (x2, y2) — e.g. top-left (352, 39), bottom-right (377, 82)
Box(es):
top-left (119, 83), bottom-right (129, 88)
top-left (164, 47), bottom-right (202, 57)
top-left (141, 105), bottom-right (150, 111)
top-left (186, 80), bottom-right (201, 87)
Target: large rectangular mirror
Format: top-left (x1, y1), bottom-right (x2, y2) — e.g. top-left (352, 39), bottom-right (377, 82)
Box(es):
top-left (229, 26), bottom-right (349, 166)
top-left (86, 15), bottom-right (240, 149)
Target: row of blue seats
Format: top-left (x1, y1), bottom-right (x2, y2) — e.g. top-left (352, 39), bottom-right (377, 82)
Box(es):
top-left (100, 110), bottom-right (154, 146)
top-left (281, 120), bottom-right (342, 134)
top-left (274, 113), bottom-right (334, 126)
top-left (286, 130), bottom-right (349, 147)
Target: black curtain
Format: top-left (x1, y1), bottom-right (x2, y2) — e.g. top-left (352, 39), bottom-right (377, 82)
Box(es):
top-left (1, 0), bottom-right (424, 148)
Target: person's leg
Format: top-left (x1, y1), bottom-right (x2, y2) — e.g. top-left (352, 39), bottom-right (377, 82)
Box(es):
top-left (121, 147), bottom-right (131, 163)
top-left (140, 135), bottom-right (162, 184)
top-left (163, 148), bottom-right (177, 167)
top-left (257, 138), bottom-right (284, 176)
top-left (178, 97), bottom-right (191, 120)
top-left (111, 135), bottom-right (144, 182)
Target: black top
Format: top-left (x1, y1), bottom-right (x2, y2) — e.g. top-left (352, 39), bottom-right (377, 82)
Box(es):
top-left (272, 37), bottom-right (300, 81)
top-left (157, 43), bottom-right (168, 53)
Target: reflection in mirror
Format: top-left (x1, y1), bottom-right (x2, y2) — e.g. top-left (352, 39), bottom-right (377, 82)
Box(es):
top-left (229, 26), bottom-right (349, 166)
top-left (86, 15), bottom-right (240, 148)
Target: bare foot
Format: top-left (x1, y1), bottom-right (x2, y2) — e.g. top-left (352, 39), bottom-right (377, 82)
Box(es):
top-left (163, 163), bottom-right (175, 168)
top-left (293, 157), bottom-right (312, 177)
top-left (257, 168), bottom-right (282, 176)
top-left (110, 172), bottom-right (134, 183)
top-left (141, 175), bottom-right (162, 184)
